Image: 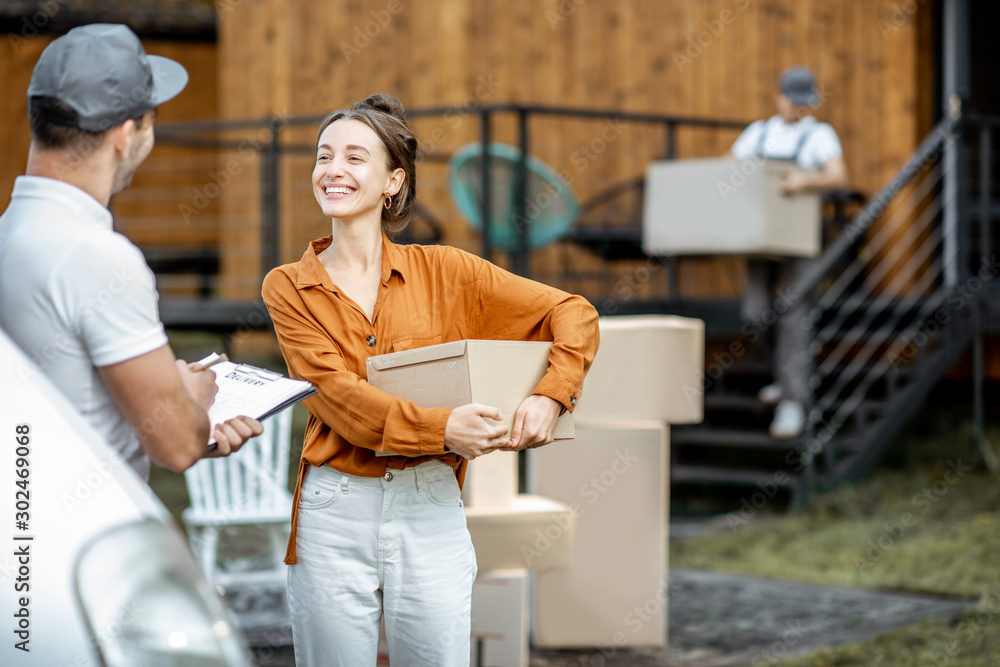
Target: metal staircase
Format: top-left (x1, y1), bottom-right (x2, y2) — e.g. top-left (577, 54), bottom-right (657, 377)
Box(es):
top-left (671, 110), bottom-right (999, 509)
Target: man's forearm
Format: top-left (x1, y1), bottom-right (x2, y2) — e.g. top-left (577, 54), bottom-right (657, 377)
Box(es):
top-left (800, 169), bottom-right (848, 191)
top-left (807, 157), bottom-right (848, 191)
top-left (783, 158), bottom-right (848, 195)
top-left (135, 395), bottom-right (211, 472)
top-left (97, 346), bottom-right (213, 473)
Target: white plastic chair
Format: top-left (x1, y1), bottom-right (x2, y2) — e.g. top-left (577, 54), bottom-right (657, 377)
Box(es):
top-left (182, 407), bottom-right (294, 630)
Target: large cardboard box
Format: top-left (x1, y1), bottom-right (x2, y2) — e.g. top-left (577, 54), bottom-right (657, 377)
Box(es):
top-left (367, 340), bottom-right (574, 503)
top-left (465, 495), bottom-right (576, 571)
top-left (574, 315), bottom-right (704, 424)
top-left (531, 422), bottom-right (669, 648)
top-left (471, 570), bottom-right (530, 667)
top-left (642, 157), bottom-right (821, 257)
top-left (366, 339), bottom-right (574, 438)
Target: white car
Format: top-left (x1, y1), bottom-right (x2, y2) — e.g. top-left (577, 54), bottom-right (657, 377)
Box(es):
top-left (0, 328), bottom-right (249, 666)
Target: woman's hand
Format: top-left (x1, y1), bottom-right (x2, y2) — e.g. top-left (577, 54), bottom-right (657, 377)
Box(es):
top-left (204, 416), bottom-right (264, 458)
top-left (500, 395), bottom-right (562, 452)
top-left (444, 404), bottom-right (509, 460)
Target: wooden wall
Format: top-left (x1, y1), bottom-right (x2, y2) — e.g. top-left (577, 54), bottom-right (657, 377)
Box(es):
top-left (0, 1), bottom-right (932, 302)
top-left (1, 36), bottom-right (218, 214)
top-left (0, 35), bottom-right (50, 202)
top-left (0, 35), bottom-right (219, 295)
top-left (214, 0), bottom-right (931, 301)
top-left (111, 40), bottom-right (220, 248)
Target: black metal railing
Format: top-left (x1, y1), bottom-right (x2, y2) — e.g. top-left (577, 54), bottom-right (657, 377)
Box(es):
top-left (778, 108), bottom-right (1000, 483)
top-left (153, 103), bottom-right (748, 287)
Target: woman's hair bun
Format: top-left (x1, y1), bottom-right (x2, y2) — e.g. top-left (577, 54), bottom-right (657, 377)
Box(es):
top-left (353, 93), bottom-right (407, 122)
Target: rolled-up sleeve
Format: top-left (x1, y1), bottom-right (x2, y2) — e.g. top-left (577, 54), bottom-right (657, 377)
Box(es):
top-left (467, 252), bottom-right (600, 412)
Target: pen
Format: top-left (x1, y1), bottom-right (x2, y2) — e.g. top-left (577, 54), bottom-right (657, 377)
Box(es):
top-left (190, 353), bottom-right (229, 372)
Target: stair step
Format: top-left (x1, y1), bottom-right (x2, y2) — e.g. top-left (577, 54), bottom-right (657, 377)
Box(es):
top-left (671, 427), bottom-right (806, 448)
top-left (852, 398), bottom-right (890, 420)
top-left (817, 312), bottom-right (944, 342)
top-left (672, 464), bottom-right (800, 487)
top-left (703, 394), bottom-right (769, 411)
top-left (816, 319), bottom-right (916, 345)
top-left (821, 293), bottom-right (936, 315)
top-left (823, 434), bottom-right (868, 453)
top-left (709, 359), bottom-right (772, 376)
top-left (814, 358), bottom-right (914, 383)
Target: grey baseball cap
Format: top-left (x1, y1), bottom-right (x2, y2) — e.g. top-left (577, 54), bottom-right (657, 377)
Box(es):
top-left (778, 67), bottom-right (820, 107)
top-left (27, 23), bottom-right (188, 132)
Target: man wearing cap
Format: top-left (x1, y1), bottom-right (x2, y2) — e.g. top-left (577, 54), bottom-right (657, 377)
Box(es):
top-left (730, 66), bottom-right (848, 439)
top-left (0, 24), bottom-right (262, 476)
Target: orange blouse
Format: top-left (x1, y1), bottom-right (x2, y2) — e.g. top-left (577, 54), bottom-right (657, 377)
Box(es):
top-left (262, 234), bottom-right (600, 563)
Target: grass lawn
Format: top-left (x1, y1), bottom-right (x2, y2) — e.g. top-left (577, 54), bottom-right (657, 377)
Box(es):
top-left (671, 404), bottom-right (1000, 666)
top-left (773, 609), bottom-right (1000, 667)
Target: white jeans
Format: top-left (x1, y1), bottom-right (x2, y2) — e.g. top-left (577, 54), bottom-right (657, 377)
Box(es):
top-left (288, 460), bottom-right (477, 667)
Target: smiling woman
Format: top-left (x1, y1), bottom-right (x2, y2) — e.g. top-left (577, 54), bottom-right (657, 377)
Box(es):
top-left (261, 93), bottom-right (600, 666)
top-left (312, 94), bottom-right (416, 236)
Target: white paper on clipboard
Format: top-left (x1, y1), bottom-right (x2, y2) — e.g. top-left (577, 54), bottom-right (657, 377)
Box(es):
top-left (196, 353), bottom-right (316, 445)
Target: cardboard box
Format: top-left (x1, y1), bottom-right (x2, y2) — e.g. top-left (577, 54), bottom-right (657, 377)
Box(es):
top-left (642, 157), bottom-right (821, 257)
top-left (462, 450), bottom-right (520, 507)
top-left (574, 315), bottom-right (704, 424)
top-left (465, 495), bottom-right (576, 571)
top-left (471, 570), bottom-right (529, 667)
top-left (366, 340), bottom-right (574, 469)
top-left (531, 422), bottom-right (669, 648)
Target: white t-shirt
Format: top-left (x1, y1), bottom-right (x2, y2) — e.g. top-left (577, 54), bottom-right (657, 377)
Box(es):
top-left (0, 176), bottom-right (169, 477)
top-left (730, 115), bottom-right (843, 171)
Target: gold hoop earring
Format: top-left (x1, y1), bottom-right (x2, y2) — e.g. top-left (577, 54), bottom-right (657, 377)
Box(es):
top-left (384, 195), bottom-right (392, 210)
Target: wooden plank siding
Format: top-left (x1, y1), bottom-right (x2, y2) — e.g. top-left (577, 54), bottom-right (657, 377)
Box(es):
top-left (0, 37), bottom-right (218, 236)
top-left (0, 35), bottom-right (48, 204)
top-left (112, 40), bottom-right (220, 248)
top-left (0, 35), bottom-right (219, 299)
top-left (0, 1), bottom-right (931, 304)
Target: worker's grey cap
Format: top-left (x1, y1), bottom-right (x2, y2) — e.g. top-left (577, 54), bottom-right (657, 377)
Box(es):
top-left (779, 66), bottom-right (820, 107)
top-left (27, 23), bottom-right (188, 131)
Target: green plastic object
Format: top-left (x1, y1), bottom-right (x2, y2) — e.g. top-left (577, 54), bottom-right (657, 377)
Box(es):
top-left (447, 142), bottom-right (580, 252)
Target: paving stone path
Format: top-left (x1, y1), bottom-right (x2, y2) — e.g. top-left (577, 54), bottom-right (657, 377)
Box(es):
top-left (530, 569), bottom-right (970, 667)
top-left (251, 567), bottom-right (969, 666)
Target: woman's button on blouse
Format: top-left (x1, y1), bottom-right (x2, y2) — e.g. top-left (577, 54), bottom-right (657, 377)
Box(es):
top-left (366, 335), bottom-right (377, 346)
